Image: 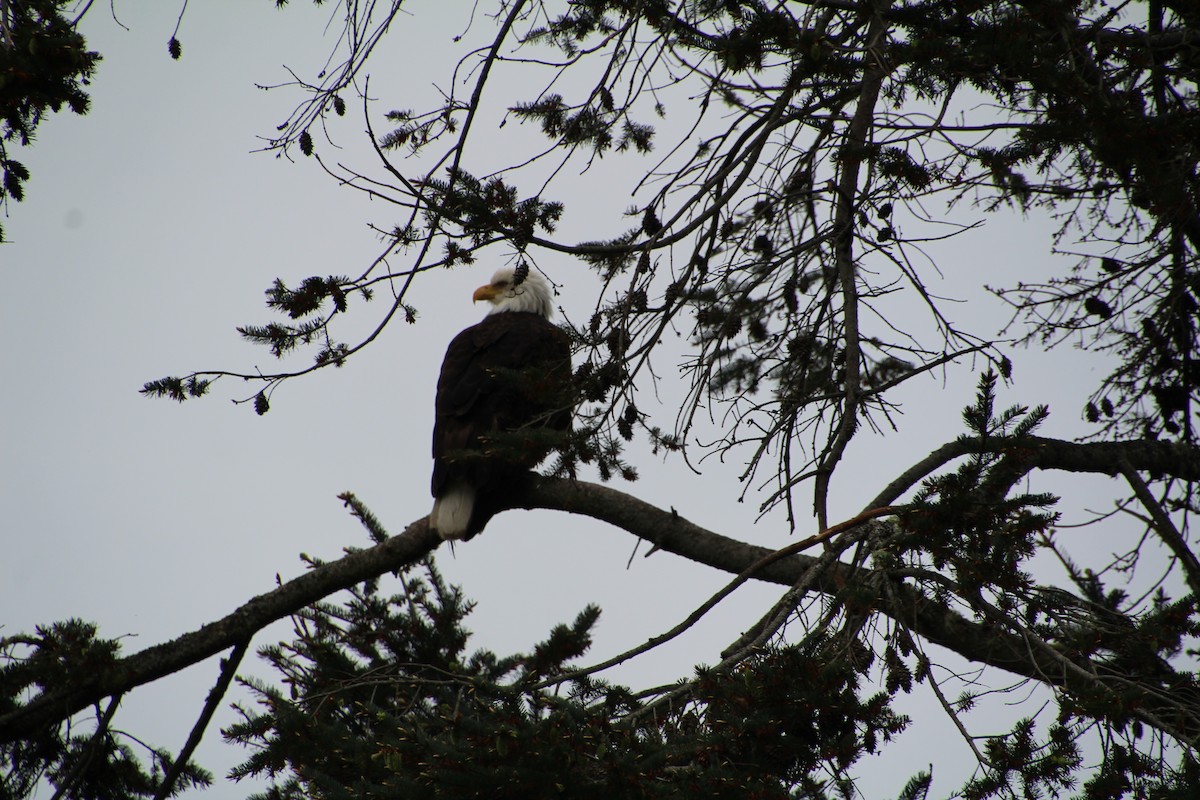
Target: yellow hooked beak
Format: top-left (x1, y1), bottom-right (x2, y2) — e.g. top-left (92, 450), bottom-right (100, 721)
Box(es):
top-left (473, 284), bottom-right (500, 303)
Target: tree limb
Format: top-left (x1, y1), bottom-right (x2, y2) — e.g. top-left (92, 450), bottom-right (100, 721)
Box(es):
top-left (0, 515), bottom-right (441, 743)
top-left (529, 473), bottom-right (1200, 744)
top-left (2, 434), bottom-right (1195, 744)
top-left (813, 1), bottom-right (894, 529)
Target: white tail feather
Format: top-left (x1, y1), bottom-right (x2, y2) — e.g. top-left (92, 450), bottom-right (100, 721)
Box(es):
top-left (431, 482), bottom-right (475, 540)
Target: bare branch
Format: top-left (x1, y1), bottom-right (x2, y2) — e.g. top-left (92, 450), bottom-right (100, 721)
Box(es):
top-left (153, 640), bottom-right (250, 800)
top-left (1120, 462), bottom-right (1200, 599)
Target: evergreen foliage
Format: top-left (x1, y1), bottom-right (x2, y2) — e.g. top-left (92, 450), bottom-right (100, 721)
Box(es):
top-left (0, 621), bottom-right (210, 799)
top-left (222, 559), bottom-right (914, 799)
top-left (0, 0), bottom-right (100, 242)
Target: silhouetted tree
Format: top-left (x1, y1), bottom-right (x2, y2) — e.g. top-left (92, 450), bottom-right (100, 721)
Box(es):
top-left (5, 1), bottom-right (1200, 797)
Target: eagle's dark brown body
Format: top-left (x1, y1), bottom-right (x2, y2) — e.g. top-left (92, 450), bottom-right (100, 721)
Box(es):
top-left (431, 310), bottom-right (572, 540)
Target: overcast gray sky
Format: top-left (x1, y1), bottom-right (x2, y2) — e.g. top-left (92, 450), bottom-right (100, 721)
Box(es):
top-left (1, 3), bottom-right (1145, 797)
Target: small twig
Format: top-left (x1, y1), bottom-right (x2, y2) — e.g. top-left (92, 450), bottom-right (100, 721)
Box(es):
top-left (154, 640), bottom-right (250, 800)
top-left (50, 695), bottom-right (123, 800)
top-left (534, 505), bottom-right (900, 690)
top-left (1120, 461), bottom-right (1200, 599)
top-left (70, 0), bottom-right (98, 27)
top-left (719, 535), bottom-right (855, 661)
top-left (924, 652), bottom-right (990, 767)
top-left (170, 0), bottom-right (188, 42)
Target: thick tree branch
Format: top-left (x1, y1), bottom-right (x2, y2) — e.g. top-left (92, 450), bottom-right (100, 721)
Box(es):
top-left (528, 473), bottom-right (1200, 744)
top-left (0, 515), bottom-right (441, 743)
top-left (1024, 436), bottom-right (1200, 480)
top-left (871, 434), bottom-right (1200, 510)
top-left (2, 434), bottom-right (1195, 745)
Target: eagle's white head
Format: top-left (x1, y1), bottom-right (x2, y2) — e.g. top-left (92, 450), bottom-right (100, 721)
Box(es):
top-left (473, 266), bottom-right (554, 319)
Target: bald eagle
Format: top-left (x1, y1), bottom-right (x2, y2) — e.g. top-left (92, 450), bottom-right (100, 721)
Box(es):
top-left (430, 266), bottom-right (573, 540)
